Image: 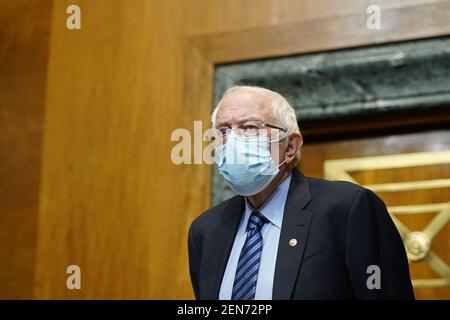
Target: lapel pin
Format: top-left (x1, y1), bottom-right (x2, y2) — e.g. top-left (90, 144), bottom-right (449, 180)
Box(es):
top-left (289, 239), bottom-right (297, 247)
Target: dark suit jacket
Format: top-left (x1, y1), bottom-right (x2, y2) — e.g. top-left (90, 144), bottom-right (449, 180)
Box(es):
top-left (188, 169), bottom-right (414, 299)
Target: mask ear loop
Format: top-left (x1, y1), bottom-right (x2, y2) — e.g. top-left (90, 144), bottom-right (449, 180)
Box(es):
top-left (268, 132), bottom-right (289, 143)
top-left (274, 158), bottom-right (286, 169)
top-left (268, 133), bottom-right (289, 168)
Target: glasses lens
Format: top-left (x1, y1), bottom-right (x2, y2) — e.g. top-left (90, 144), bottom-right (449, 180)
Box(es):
top-left (237, 121), bottom-right (264, 138)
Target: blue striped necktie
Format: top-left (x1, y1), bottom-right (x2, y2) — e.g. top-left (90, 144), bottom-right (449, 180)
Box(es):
top-left (231, 210), bottom-right (268, 300)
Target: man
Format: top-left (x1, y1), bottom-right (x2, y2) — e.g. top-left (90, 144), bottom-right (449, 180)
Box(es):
top-left (188, 86), bottom-right (414, 300)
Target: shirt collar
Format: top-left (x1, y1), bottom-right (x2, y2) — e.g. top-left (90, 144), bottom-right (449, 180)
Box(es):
top-left (244, 174), bottom-right (292, 229)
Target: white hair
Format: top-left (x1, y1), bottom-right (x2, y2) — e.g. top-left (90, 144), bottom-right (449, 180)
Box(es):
top-left (211, 85), bottom-right (302, 161)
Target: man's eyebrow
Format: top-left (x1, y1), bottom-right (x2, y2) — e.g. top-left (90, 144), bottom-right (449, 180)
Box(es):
top-left (215, 120), bottom-right (230, 128)
top-left (239, 117), bottom-right (261, 123)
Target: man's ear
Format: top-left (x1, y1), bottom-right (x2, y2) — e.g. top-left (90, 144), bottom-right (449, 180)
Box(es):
top-left (285, 133), bottom-right (302, 165)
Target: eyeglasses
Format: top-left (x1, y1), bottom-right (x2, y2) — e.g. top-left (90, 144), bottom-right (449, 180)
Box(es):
top-left (214, 120), bottom-right (287, 143)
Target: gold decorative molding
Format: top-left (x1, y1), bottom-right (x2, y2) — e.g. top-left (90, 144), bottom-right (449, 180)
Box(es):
top-left (324, 150), bottom-right (450, 288)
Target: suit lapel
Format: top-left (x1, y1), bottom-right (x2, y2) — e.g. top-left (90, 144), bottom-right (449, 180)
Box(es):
top-left (201, 196), bottom-right (244, 299)
top-left (272, 170), bottom-right (313, 299)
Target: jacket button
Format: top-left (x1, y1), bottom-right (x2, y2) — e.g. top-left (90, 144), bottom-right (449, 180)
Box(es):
top-left (289, 239), bottom-right (297, 246)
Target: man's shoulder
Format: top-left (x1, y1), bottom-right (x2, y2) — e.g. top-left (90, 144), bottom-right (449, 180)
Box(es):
top-left (306, 175), bottom-right (365, 195)
top-left (190, 195), bottom-right (242, 231)
top-left (304, 175), bottom-right (383, 209)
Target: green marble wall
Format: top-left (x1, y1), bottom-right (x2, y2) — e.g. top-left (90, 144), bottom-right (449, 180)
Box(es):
top-left (212, 36), bottom-right (450, 205)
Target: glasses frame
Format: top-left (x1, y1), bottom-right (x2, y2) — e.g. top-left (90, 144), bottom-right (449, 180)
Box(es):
top-left (214, 120), bottom-right (288, 143)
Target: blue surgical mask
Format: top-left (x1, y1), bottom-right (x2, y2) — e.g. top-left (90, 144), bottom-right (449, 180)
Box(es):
top-left (217, 133), bottom-right (285, 196)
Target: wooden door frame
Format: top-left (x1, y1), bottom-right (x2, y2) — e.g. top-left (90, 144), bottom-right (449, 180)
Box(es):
top-left (184, 1), bottom-right (450, 136)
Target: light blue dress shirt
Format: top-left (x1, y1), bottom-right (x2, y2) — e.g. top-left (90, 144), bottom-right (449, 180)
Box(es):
top-left (219, 174), bottom-right (292, 300)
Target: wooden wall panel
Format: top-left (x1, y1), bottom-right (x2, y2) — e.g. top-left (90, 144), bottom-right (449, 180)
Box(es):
top-left (24, 0), bottom-right (450, 299)
top-left (34, 0), bottom-right (189, 299)
top-left (0, 0), bottom-right (52, 299)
